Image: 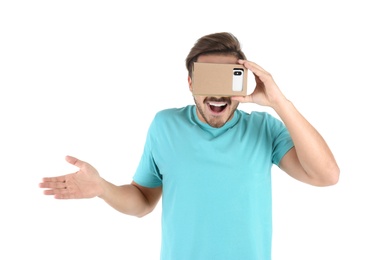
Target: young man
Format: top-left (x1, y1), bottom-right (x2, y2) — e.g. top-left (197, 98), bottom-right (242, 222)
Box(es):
top-left (39, 32), bottom-right (339, 260)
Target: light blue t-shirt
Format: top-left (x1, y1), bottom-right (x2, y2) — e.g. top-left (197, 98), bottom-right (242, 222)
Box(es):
top-left (133, 105), bottom-right (294, 260)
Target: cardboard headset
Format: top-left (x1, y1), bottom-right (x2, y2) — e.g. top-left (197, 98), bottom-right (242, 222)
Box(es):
top-left (191, 62), bottom-right (248, 96)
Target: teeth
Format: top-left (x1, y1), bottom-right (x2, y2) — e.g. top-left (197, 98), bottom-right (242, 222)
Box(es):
top-left (209, 102), bottom-right (227, 107)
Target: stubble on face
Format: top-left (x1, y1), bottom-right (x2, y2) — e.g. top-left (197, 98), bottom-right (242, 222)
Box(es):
top-left (193, 96), bottom-right (239, 128)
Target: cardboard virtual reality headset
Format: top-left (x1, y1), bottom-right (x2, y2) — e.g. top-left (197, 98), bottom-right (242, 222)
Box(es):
top-left (191, 62), bottom-right (248, 96)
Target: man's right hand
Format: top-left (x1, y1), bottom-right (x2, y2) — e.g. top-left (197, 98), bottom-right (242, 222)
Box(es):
top-left (39, 155), bottom-right (104, 199)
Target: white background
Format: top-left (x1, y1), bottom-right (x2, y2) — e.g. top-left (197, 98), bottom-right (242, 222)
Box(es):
top-left (1, 0), bottom-right (389, 259)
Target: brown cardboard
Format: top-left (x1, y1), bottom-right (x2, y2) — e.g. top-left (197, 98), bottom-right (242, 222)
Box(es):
top-left (192, 62), bottom-right (248, 96)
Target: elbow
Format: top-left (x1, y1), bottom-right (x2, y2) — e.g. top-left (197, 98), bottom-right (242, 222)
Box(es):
top-left (134, 210), bottom-right (151, 218)
top-left (316, 165), bottom-right (340, 187)
top-left (135, 213), bottom-right (148, 218)
top-left (323, 172), bottom-right (339, 186)
top-left (134, 206), bottom-right (155, 218)
top-left (328, 164), bottom-right (340, 185)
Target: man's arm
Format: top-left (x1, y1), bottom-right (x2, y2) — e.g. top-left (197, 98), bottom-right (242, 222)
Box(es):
top-left (233, 60), bottom-right (340, 186)
top-left (99, 181), bottom-right (162, 217)
top-left (275, 100), bottom-right (339, 186)
top-left (39, 155), bottom-right (162, 217)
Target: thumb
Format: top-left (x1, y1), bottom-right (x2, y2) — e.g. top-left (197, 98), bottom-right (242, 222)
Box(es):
top-left (231, 95), bottom-right (251, 103)
top-left (65, 155), bottom-right (85, 168)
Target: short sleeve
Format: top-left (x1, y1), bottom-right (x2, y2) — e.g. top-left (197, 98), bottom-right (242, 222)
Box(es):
top-left (271, 116), bottom-right (294, 166)
top-left (132, 119), bottom-right (163, 188)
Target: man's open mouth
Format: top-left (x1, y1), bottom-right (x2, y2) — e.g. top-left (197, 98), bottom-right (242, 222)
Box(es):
top-left (208, 101), bottom-right (228, 113)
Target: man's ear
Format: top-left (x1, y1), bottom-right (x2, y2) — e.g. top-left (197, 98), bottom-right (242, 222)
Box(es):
top-left (188, 76), bottom-right (193, 92)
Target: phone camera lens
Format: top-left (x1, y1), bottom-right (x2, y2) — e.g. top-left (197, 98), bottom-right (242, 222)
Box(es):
top-left (234, 71), bottom-right (242, 76)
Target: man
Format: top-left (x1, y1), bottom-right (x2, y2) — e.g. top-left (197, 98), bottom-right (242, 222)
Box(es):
top-left (39, 32), bottom-right (339, 260)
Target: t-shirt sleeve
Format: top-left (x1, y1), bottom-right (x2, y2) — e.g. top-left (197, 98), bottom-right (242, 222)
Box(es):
top-left (132, 119), bottom-right (163, 188)
top-left (271, 116), bottom-right (294, 166)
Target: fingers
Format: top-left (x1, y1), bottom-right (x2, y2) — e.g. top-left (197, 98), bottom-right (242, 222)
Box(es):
top-left (39, 155), bottom-right (86, 199)
top-left (238, 59), bottom-right (266, 71)
top-left (39, 176), bottom-right (67, 189)
top-left (231, 95), bottom-right (252, 103)
top-left (39, 155), bottom-right (81, 188)
top-left (238, 59), bottom-right (272, 81)
top-left (42, 188), bottom-right (68, 196)
top-left (39, 176), bottom-right (72, 199)
top-left (44, 188), bottom-right (74, 199)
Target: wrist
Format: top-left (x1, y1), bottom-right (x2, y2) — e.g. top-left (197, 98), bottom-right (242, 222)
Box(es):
top-left (97, 178), bottom-right (110, 199)
top-left (270, 95), bottom-right (291, 112)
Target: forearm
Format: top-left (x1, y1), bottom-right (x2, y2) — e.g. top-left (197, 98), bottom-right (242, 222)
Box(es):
top-left (273, 98), bottom-right (339, 182)
top-left (98, 181), bottom-right (151, 217)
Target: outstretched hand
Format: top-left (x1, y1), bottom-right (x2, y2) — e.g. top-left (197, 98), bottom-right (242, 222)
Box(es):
top-left (39, 155), bottom-right (104, 199)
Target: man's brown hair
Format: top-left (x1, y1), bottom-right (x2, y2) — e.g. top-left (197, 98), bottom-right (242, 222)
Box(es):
top-left (185, 32), bottom-right (247, 77)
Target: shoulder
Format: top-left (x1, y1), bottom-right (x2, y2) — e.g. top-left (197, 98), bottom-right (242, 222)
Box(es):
top-left (238, 109), bottom-right (279, 123)
top-left (155, 106), bottom-right (189, 116)
top-left (237, 109), bottom-right (286, 131)
top-left (149, 105), bottom-right (194, 128)
top-left (146, 106), bottom-right (194, 140)
top-left (154, 106), bottom-right (192, 120)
